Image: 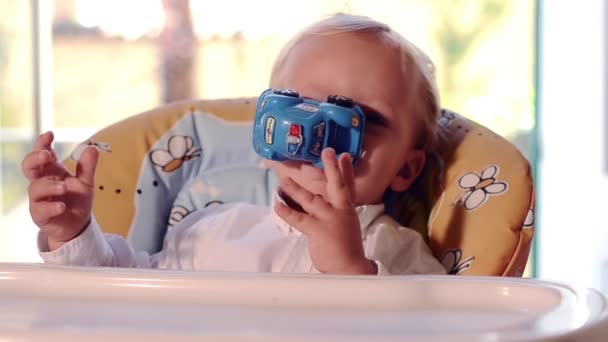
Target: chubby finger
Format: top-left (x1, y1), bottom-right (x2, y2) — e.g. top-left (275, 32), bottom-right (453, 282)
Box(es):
top-left (33, 131), bottom-right (54, 151)
top-left (21, 149), bottom-right (60, 181)
top-left (30, 201), bottom-right (66, 227)
top-left (337, 153), bottom-right (355, 203)
top-left (274, 202), bottom-right (317, 236)
top-left (322, 148), bottom-right (351, 209)
top-left (76, 146), bottom-right (98, 187)
top-left (279, 177), bottom-right (330, 215)
top-left (28, 179), bottom-right (67, 202)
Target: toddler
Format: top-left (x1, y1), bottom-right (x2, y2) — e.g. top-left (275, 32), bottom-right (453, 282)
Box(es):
top-left (21, 13), bottom-right (446, 275)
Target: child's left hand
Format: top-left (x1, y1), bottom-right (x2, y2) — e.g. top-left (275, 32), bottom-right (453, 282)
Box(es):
top-left (275, 148), bottom-right (377, 275)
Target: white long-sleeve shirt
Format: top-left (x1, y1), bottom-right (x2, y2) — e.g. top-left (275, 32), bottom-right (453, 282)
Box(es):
top-left (38, 202), bottom-right (446, 275)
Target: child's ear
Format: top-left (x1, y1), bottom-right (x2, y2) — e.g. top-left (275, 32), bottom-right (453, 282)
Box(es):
top-left (390, 150), bottom-right (426, 192)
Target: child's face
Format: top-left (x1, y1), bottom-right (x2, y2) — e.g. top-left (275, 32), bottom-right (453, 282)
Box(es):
top-left (268, 32), bottom-right (425, 205)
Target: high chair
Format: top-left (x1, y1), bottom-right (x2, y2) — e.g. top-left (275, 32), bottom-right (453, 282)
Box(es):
top-left (63, 97), bottom-right (535, 276)
top-left (10, 97), bottom-right (608, 341)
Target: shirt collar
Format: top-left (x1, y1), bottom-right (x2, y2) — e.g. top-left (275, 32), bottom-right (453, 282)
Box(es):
top-left (270, 190), bottom-right (385, 235)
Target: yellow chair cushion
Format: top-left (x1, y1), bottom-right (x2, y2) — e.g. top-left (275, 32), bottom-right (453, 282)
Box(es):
top-left (428, 110), bottom-right (534, 276)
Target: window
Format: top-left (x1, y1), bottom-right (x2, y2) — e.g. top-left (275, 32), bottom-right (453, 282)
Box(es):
top-left (0, 1), bottom-right (36, 261)
top-left (0, 0), bottom-right (536, 264)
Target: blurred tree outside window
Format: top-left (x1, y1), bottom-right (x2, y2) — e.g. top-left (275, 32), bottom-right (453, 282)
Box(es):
top-left (160, 0), bottom-right (196, 102)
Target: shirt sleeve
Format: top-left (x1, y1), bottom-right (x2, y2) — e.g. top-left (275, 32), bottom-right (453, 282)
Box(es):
top-left (364, 215), bottom-right (446, 275)
top-left (38, 216), bottom-right (158, 268)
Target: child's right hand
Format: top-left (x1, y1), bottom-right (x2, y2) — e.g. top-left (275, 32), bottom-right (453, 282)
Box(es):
top-left (21, 131), bottom-right (99, 251)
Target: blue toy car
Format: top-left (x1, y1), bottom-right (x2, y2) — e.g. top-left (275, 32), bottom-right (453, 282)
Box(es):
top-left (252, 88), bottom-right (365, 168)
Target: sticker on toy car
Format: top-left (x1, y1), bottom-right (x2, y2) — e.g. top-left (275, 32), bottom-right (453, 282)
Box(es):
top-left (286, 124), bottom-right (303, 155)
top-left (295, 103), bottom-right (318, 113)
top-left (265, 117), bottom-right (275, 145)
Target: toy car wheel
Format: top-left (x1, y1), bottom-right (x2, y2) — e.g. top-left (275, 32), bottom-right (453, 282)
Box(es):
top-left (273, 88), bottom-right (299, 98)
top-left (327, 95), bottom-right (354, 107)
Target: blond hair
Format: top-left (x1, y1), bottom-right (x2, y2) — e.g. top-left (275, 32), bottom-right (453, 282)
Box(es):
top-left (269, 13), bottom-right (442, 153)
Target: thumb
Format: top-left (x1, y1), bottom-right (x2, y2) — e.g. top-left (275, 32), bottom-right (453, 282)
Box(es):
top-left (76, 146), bottom-right (99, 187)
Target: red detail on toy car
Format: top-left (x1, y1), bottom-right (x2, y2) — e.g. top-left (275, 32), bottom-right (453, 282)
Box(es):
top-left (287, 124), bottom-right (303, 154)
top-left (289, 124), bottom-right (301, 136)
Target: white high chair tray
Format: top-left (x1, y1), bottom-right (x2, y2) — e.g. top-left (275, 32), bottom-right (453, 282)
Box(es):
top-left (0, 263), bottom-right (606, 342)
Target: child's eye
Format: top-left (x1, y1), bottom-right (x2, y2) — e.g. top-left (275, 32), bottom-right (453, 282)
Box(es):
top-left (365, 114), bottom-right (385, 125)
top-left (364, 111), bottom-right (389, 128)
top-left (356, 103), bottom-right (389, 127)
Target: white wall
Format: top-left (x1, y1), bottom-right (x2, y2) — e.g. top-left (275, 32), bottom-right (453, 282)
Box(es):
top-left (538, 0), bottom-right (608, 292)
